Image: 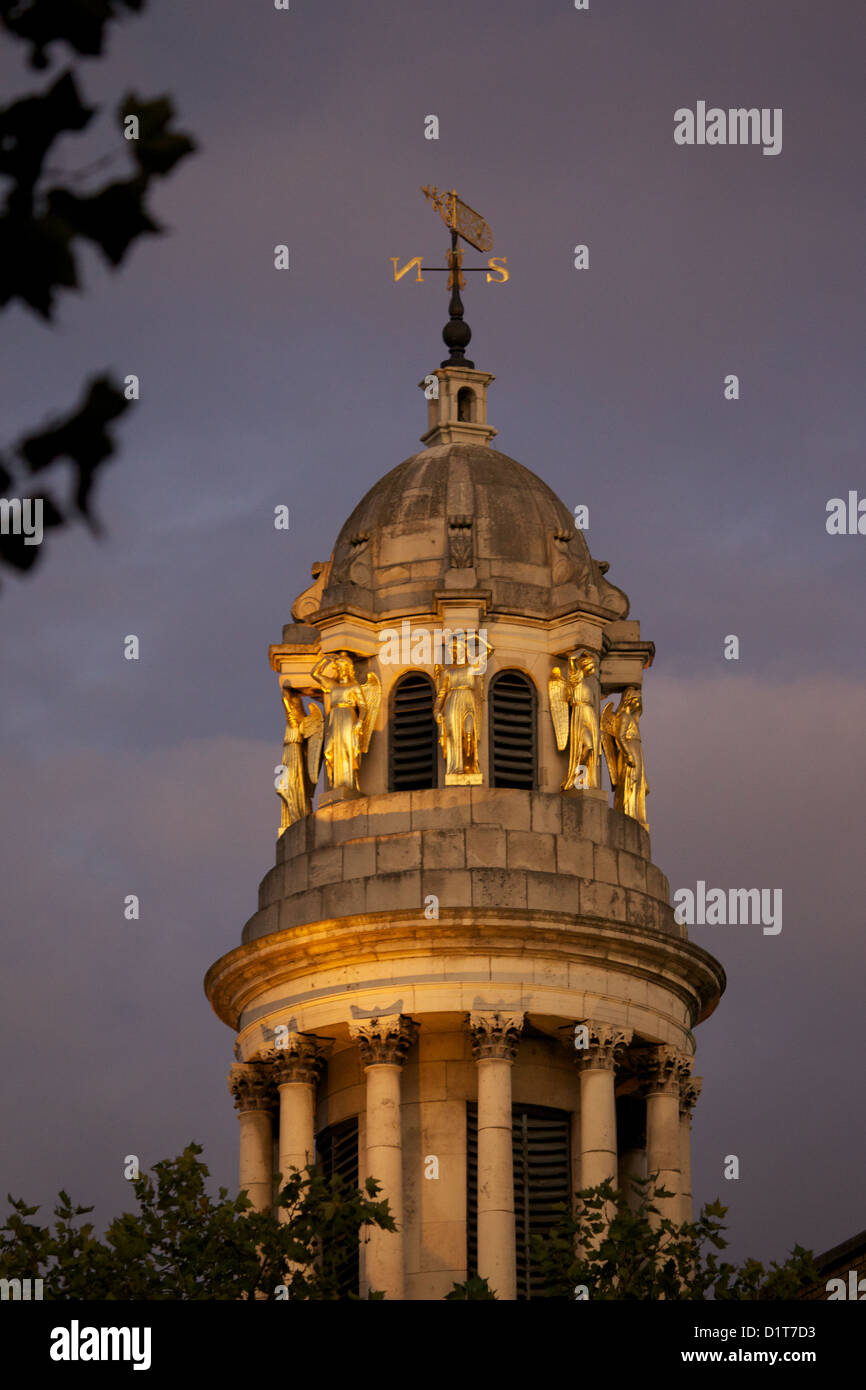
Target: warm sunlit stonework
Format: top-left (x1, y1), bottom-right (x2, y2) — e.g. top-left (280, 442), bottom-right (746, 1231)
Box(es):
top-left (205, 324), bottom-right (725, 1299)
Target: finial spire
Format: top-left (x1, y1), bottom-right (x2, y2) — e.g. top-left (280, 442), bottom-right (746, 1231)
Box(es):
top-left (421, 186), bottom-right (493, 370)
top-left (441, 228), bottom-right (474, 368)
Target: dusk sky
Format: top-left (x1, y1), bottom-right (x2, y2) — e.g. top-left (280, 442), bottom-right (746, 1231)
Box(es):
top-left (1, 0), bottom-right (864, 1272)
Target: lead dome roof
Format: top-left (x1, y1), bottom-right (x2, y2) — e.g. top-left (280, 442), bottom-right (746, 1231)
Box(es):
top-left (302, 442), bottom-right (629, 623)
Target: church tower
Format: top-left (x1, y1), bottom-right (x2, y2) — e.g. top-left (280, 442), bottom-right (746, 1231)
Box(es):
top-left (204, 246), bottom-right (725, 1300)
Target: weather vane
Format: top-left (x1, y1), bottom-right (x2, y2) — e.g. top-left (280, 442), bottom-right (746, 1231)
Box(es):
top-left (390, 187), bottom-right (508, 368)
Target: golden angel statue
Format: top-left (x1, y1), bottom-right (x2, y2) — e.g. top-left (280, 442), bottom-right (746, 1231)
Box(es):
top-left (311, 651), bottom-right (381, 792)
top-left (548, 651), bottom-right (601, 791)
top-left (276, 689), bottom-right (324, 833)
top-left (433, 632), bottom-right (493, 784)
top-left (601, 686), bottom-right (649, 830)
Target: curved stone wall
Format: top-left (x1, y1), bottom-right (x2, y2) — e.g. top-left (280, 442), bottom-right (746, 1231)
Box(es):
top-left (243, 787), bottom-right (680, 944)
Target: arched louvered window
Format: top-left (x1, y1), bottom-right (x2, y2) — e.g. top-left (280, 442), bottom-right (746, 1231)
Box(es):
top-left (457, 387), bottom-right (475, 422)
top-left (389, 672), bottom-right (437, 791)
top-left (489, 670), bottom-right (537, 789)
top-left (316, 1117), bottom-right (360, 1297)
top-left (467, 1102), bottom-right (572, 1300)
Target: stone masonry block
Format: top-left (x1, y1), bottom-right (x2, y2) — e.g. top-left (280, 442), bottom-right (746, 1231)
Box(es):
top-left (342, 837), bottom-right (377, 880)
top-left (556, 837), bottom-right (593, 879)
top-left (283, 856), bottom-right (309, 897)
top-left (531, 794), bottom-right (562, 835)
top-left (366, 793), bottom-right (413, 837)
top-left (308, 844), bottom-right (344, 888)
top-left (376, 832), bottom-right (422, 874)
top-left (470, 787), bottom-right (531, 831)
top-left (279, 888), bottom-right (323, 929)
top-left (593, 845), bottom-right (619, 885)
top-left (257, 863), bottom-right (282, 910)
top-left (421, 869), bottom-right (472, 911)
top-left (624, 889), bottom-right (658, 930)
top-left (617, 851), bottom-right (647, 892)
top-left (365, 870), bottom-right (422, 913)
top-left (465, 826), bottom-right (506, 869)
top-left (507, 830), bottom-right (556, 873)
top-left (471, 867), bottom-right (528, 908)
top-left (422, 829), bottom-right (466, 869)
top-left (411, 787), bottom-right (473, 830)
top-left (527, 871), bottom-right (579, 913)
top-left (321, 877), bottom-right (367, 919)
top-left (324, 805), bottom-right (369, 843)
top-left (561, 794), bottom-right (605, 841)
top-left (646, 863), bottom-right (670, 903)
top-left (579, 880), bottom-right (628, 923)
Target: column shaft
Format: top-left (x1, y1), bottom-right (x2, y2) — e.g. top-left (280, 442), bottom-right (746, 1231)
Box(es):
top-left (645, 1089), bottom-right (680, 1217)
top-left (350, 1014), bottom-right (417, 1301)
top-left (364, 1063), bottom-right (405, 1297)
top-left (238, 1108), bottom-right (274, 1213)
top-left (579, 1066), bottom-right (618, 1187)
top-left (469, 1011), bottom-right (523, 1301)
top-left (228, 1063), bottom-right (276, 1215)
top-left (476, 1056), bottom-right (516, 1298)
top-left (277, 1079), bottom-right (315, 1206)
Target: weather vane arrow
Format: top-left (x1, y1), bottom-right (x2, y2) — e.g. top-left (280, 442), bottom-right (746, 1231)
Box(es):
top-left (390, 187), bottom-right (508, 368)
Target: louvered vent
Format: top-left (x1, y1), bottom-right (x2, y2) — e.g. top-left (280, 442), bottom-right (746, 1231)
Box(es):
top-left (490, 670), bottom-right (537, 789)
top-left (467, 1102), bottom-right (571, 1300)
top-left (316, 1117), bottom-right (360, 1297)
top-left (389, 673), bottom-right (437, 791)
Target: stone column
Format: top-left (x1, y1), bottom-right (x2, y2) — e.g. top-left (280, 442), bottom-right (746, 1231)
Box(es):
top-left (573, 1022), bottom-right (632, 1190)
top-left (228, 1062), bottom-right (276, 1213)
top-left (271, 1033), bottom-right (330, 1217)
top-left (678, 1075), bottom-right (702, 1224)
top-left (349, 1014), bottom-right (418, 1300)
top-left (469, 1011), bottom-right (525, 1301)
top-left (639, 1045), bottom-right (692, 1223)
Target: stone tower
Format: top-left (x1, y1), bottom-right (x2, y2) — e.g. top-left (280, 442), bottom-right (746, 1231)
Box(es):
top-left (204, 338), bottom-right (725, 1301)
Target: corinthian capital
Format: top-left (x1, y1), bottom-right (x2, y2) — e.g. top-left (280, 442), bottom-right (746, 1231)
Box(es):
top-left (469, 1011), bottom-right (525, 1062)
top-left (266, 1032), bottom-right (331, 1086)
top-left (349, 1014), bottom-right (419, 1067)
top-left (572, 1020), bottom-right (633, 1071)
top-left (679, 1074), bottom-right (703, 1119)
top-left (228, 1062), bottom-right (276, 1113)
top-left (634, 1044), bottom-right (693, 1097)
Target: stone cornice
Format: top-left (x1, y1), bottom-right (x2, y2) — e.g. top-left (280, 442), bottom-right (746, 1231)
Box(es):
top-left (204, 911), bottom-right (726, 1035)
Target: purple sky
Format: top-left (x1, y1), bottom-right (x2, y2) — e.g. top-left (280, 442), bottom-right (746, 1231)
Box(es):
top-left (1, 0), bottom-right (864, 1273)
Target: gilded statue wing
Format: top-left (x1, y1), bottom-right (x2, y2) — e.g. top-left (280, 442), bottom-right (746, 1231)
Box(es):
top-left (600, 700), bottom-right (620, 787)
top-left (301, 702), bottom-right (324, 784)
top-left (548, 672), bottom-right (570, 751)
top-left (358, 672), bottom-right (381, 753)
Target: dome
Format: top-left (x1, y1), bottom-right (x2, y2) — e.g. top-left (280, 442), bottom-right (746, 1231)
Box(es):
top-left (294, 442), bottom-right (629, 624)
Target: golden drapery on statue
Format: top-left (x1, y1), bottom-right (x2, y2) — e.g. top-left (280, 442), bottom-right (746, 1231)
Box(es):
top-left (312, 652), bottom-right (381, 792)
top-left (548, 651), bottom-right (601, 791)
top-left (276, 690), bottom-right (323, 833)
top-left (433, 633), bottom-right (492, 784)
top-left (601, 686), bottom-right (649, 830)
